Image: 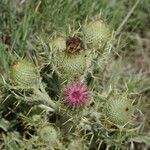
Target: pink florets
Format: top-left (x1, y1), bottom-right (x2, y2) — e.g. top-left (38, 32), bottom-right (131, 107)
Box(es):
top-left (64, 82), bottom-right (89, 107)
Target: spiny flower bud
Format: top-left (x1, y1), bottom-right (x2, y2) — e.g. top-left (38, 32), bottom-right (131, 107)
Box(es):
top-left (10, 60), bottom-right (38, 88)
top-left (83, 19), bottom-right (111, 49)
top-left (64, 81), bottom-right (89, 107)
top-left (52, 36), bottom-right (87, 78)
top-left (38, 125), bottom-right (58, 144)
top-left (103, 97), bottom-right (134, 126)
top-left (50, 37), bottom-right (66, 52)
top-left (54, 51), bottom-right (87, 77)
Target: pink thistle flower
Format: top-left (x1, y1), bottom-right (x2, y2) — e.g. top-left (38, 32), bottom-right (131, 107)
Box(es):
top-left (64, 82), bottom-right (89, 107)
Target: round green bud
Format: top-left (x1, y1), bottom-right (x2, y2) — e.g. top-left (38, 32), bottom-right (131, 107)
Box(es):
top-left (50, 37), bottom-right (66, 52)
top-left (83, 19), bottom-right (111, 49)
top-left (10, 60), bottom-right (38, 88)
top-left (53, 50), bottom-right (87, 78)
top-left (38, 125), bottom-right (58, 144)
top-left (103, 97), bottom-right (134, 126)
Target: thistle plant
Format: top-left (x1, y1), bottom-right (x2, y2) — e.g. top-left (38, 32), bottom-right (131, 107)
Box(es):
top-left (9, 59), bottom-right (56, 110)
top-left (0, 0), bottom-right (149, 149)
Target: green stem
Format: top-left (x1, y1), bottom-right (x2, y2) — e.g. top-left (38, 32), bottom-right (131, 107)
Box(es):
top-left (33, 87), bottom-right (57, 110)
top-left (115, 0), bottom-right (140, 37)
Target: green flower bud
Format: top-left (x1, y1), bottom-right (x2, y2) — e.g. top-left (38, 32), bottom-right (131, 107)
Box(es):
top-left (50, 37), bottom-right (66, 52)
top-left (10, 60), bottom-right (38, 88)
top-left (38, 125), bottom-right (58, 144)
top-left (52, 36), bottom-right (87, 79)
top-left (83, 19), bottom-right (111, 50)
top-left (53, 51), bottom-right (87, 77)
top-left (103, 97), bottom-right (134, 126)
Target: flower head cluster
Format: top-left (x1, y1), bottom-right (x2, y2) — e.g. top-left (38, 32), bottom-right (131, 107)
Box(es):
top-left (64, 82), bottom-right (89, 107)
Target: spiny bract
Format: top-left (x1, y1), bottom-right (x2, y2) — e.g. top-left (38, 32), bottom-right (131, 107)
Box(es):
top-left (83, 19), bottom-right (111, 49)
top-left (103, 97), bottom-right (134, 126)
top-left (10, 60), bottom-right (38, 88)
